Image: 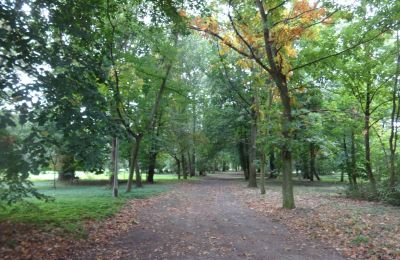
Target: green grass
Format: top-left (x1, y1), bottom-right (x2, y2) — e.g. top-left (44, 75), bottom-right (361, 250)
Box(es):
top-left (29, 171), bottom-right (181, 181)
top-left (0, 174), bottom-right (188, 236)
top-left (352, 235), bottom-right (370, 245)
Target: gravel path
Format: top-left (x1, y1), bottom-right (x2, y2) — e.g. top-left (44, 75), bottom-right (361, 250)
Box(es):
top-left (86, 176), bottom-right (344, 260)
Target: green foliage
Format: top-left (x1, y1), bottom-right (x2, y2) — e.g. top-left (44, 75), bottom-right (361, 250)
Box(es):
top-left (352, 235), bottom-right (370, 245)
top-left (0, 129), bottom-right (52, 206)
top-left (378, 182), bottom-right (400, 206)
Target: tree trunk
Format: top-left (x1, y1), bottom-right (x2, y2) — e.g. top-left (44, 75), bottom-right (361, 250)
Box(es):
top-left (175, 157), bottom-right (181, 180)
top-left (191, 100), bottom-right (197, 177)
top-left (255, 0), bottom-right (295, 208)
top-left (182, 153), bottom-right (188, 180)
top-left (238, 140), bottom-right (249, 180)
top-left (248, 96), bottom-right (258, 188)
top-left (147, 151), bottom-right (157, 183)
top-left (260, 149), bottom-right (266, 195)
top-left (135, 160), bottom-right (142, 187)
top-left (187, 151), bottom-right (193, 177)
top-left (309, 142), bottom-right (318, 181)
top-left (188, 150), bottom-right (195, 177)
top-left (350, 130), bottom-right (358, 186)
top-left (302, 151), bottom-right (310, 180)
top-left (126, 135), bottom-right (142, 192)
top-left (343, 136), bottom-right (353, 186)
top-left (147, 109), bottom-right (162, 184)
top-left (58, 155), bottom-right (75, 181)
top-left (191, 151), bottom-right (196, 176)
top-left (276, 76), bottom-right (295, 209)
top-left (389, 48), bottom-right (400, 188)
top-left (269, 150), bottom-right (276, 178)
top-left (245, 155), bottom-right (250, 179)
top-left (112, 137), bottom-right (119, 197)
top-left (364, 88), bottom-right (377, 194)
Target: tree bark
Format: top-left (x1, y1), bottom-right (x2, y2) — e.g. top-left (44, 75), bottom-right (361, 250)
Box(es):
top-left (274, 75), bottom-right (295, 208)
top-left (309, 142), bottom-right (319, 181)
top-left (302, 150), bottom-right (310, 180)
top-left (147, 150), bottom-right (157, 183)
top-left (260, 149), bottom-right (266, 194)
top-left (269, 150), bottom-right (276, 178)
top-left (350, 130), bottom-right (358, 186)
top-left (343, 136), bottom-right (353, 186)
top-left (126, 135), bottom-right (142, 192)
top-left (112, 137), bottom-right (119, 197)
top-left (182, 153), bottom-right (188, 180)
top-left (389, 46), bottom-right (400, 188)
top-left (191, 99), bottom-right (197, 177)
top-left (147, 109), bottom-right (163, 183)
top-left (174, 157), bottom-right (181, 180)
top-left (190, 151), bottom-right (196, 176)
top-left (135, 159), bottom-right (142, 187)
top-left (187, 151), bottom-right (193, 177)
top-left (255, 0), bottom-right (294, 208)
top-left (364, 86), bottom-right (377, 194)
top-left (248, 96), bottom-right (258, 188)
top-left (58, 155), bottom-right (75, 181)
top-left (238, 140), bottom-right (250, 180)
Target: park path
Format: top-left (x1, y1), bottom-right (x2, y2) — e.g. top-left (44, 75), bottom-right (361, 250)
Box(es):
top-left (85, 175), bottom-right (344, 260)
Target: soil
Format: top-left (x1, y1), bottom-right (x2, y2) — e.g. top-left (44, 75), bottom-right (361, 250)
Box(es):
top-left (84, 175), bottom-right (345, 260)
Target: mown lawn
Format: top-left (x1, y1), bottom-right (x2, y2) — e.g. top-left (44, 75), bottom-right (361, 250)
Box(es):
top-left (0, 174), bottom-right (191, 235)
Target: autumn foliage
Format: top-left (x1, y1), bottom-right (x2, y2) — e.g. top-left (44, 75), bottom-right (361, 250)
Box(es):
top-left (185, 0), bottom-right (331, 75)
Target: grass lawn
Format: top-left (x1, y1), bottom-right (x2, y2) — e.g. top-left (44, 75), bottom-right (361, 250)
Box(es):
top-left (29, 171), bottom-right (182, 181)
top-left (0, 173), bottom-right (192, 236)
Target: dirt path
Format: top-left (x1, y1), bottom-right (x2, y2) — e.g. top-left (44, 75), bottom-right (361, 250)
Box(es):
top-left (86, 176), bottom-right (344, 260)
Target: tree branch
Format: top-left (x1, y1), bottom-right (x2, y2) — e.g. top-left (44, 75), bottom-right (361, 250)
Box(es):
top-left (291, 25), bottom-right (393, 72)
top-left (267, 0), bottom-right (288, 15)
top-left (370, 99), bottom-right (392, 115)
top-left (272, 7), bottom-right (322, 27)
top-left (217, 44), bottom-right (252, 110)
top-left (189, 26), bottom-right (253, 59)
top-left (106, 0), bottom-right (135, 138)
top-left (227, 12), bottom-right (272, 74)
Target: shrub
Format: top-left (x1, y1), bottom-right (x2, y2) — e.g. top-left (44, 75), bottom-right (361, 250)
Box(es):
top-left (345, 182), bottom-right (400, 206)
top-left (378, 182), bottom-right (400, 206)
top-left (345, 184), bottom-right (379, 201)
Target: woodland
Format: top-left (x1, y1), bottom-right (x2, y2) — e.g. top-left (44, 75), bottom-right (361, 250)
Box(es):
top-left (1, 0), bottom-right (400, 259)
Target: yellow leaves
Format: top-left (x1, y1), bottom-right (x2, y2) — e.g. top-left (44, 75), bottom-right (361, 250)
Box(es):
top-left (293, 0), bottom-right (310, 14)
top-left (290, 95), bottom-right (297, 106)
top-left (293, 0), bottom-right (326, 23)
top-left (273, 88), bottom-right (281, 102)
top-left (272, 24), bottom-right (304, 46)
top-left (178, 9), bottom-right (187, 17)
top-left (191, 16), bottom-right (219, 33)
top-left (250, 103), bottom-right (257, 111)
top-left (218, 44), bottom-right (230, 56)
top-left (271, 0), bottom-right (327, 46)
top-left (236, 58), bottom-right (253, 69)
top-left (284, 45), bottom-right (297, 57)
top-left (258, 109), bottom-right (265, 120)
top-left (246, 34), bottom-right (256, 45)
top-left (298, 86), bottom-right (306, 93)
top-left (281, 59), bottom-right (292, 76)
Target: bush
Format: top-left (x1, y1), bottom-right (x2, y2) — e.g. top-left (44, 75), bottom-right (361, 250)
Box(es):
top-left (345, 182), bottom-right (400, 206)
top-left (345, 184), bottom-right (379, 201)
top-left (378, 183), bottom-right (400, 206)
